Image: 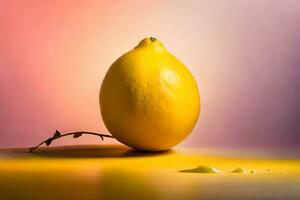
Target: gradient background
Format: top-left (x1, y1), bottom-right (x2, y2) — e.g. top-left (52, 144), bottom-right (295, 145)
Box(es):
top-left (0, 0), bottom-right (299, 149)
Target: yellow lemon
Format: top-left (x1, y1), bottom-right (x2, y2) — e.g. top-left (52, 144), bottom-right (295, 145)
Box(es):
top-left (100, 37), bottom-right (200, 151)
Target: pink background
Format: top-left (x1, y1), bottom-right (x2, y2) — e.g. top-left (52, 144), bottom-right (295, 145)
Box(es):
top-left (1, 0), bottom-right (299, 149)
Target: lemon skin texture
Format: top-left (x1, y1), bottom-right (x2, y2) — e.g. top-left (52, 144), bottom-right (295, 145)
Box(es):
top-left (100, 37), bottom-right (200, 151)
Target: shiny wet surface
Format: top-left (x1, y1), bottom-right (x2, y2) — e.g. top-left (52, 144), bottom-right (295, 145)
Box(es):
top-left (0, 145), bottom-right (300, 200)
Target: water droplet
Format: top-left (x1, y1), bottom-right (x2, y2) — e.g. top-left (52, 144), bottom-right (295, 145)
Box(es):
top-left (179, 165), bottom-right (221, 174)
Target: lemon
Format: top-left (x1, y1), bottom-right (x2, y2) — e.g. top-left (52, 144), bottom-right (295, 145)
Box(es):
top-left (100, 37), bottom-right (200, 151)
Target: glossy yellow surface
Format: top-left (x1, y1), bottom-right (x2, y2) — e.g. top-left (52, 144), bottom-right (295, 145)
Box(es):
top-left (0, 145), bottom-right (300, 200)
top-left (100, 38), bottom-right (200, 151)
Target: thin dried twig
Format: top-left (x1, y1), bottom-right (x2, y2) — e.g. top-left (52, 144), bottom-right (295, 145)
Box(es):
top-left (29, 130), bottom-right (114, 153)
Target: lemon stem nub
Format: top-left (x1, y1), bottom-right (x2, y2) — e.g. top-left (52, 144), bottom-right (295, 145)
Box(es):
top-left (150, 37), bottom-right (157, 42)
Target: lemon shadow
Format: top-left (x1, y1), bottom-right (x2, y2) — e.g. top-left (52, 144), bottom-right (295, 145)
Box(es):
top-left (36, 144), bottom-right (173, 158)
top-left (0, 144), bottom-right (173, 158)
